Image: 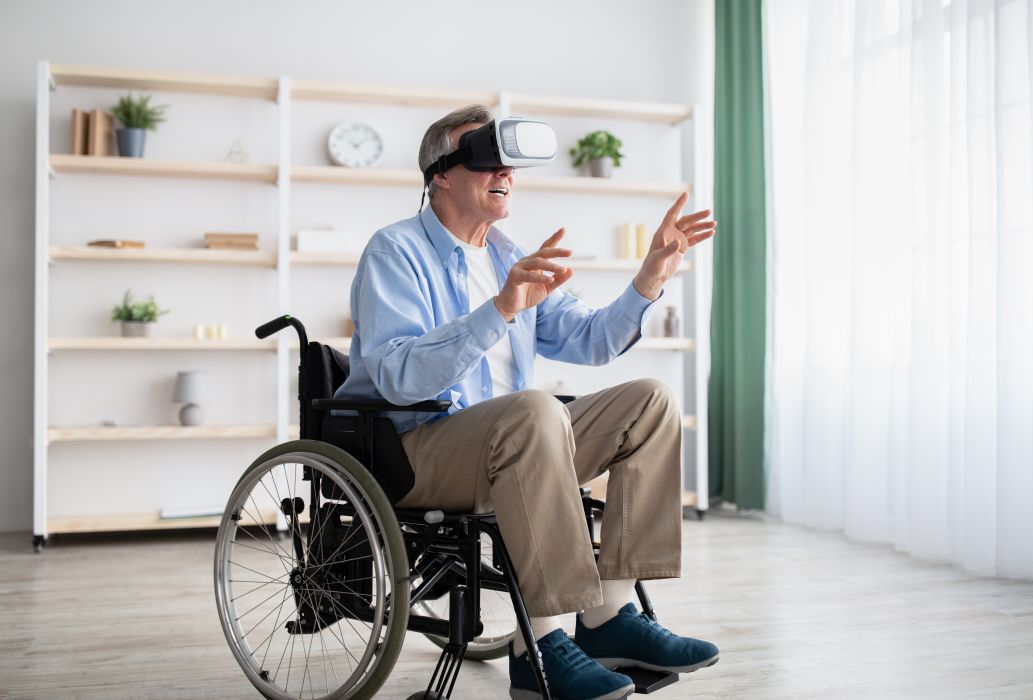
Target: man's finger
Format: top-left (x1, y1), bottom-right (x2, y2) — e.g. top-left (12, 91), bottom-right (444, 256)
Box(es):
top-left (522, 259), bottom-right (569, 275)
top-left (539, 227), bottom-right (565, 250)
top-left (511, 268), bottom-right (553, 284)
top-left (546, 267), bottom-right (574, 292)
top-left (676, 214), bottom-right (715, 232)
top-left (686, 229), bottom-right (716, 247)
top-left (533, 247), bottom-right (573, 260)
top-left (661, 192), bottom-right (689, 229)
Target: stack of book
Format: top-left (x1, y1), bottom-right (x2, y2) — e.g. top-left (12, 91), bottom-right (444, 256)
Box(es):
top-left (71, 109), bottom-right (113, 157)
top-left (204, 233), bottom-right (259, 250)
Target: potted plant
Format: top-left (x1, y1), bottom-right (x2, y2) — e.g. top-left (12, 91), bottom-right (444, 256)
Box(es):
top-left (569, 130), bottom-right (624, 177)
top-left (111, 93), bottom-right (168, 158)
top-left (112, 289), bottom-right (169, 337)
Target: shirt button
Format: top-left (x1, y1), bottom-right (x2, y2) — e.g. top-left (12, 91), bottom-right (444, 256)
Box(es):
top-left (490, 331), bottom-right (498, 339)
top-left (482, 386), bottom-right (488, 393)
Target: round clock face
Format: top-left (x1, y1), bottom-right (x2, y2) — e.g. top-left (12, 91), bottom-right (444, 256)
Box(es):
top-left (327, 121), bottom-right (383, 167)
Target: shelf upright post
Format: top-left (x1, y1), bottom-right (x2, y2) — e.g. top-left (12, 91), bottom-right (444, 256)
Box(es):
top-left (691, 102), bottom-right (711, 515)
top-left (276, 76), bottom-right (291, 438)
top-left (495, 90), bottom-right (512, 236)
top-left (274, 76), bottom-right (292, 532)
top-left (33, 61), bottom-right (52, 548)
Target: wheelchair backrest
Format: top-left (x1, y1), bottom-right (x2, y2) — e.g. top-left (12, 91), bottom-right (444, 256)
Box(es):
top-left (303, 341), bottom-right (416, 505)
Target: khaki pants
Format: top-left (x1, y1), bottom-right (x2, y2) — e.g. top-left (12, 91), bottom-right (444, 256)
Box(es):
top-left (397, 378), bottom-right (683, 616)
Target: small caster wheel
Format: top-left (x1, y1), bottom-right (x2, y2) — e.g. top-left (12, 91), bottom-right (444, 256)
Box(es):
top-left (695, 509), bottom-right (706, 521)
top-left (32, 535), bottom-right (47, 553)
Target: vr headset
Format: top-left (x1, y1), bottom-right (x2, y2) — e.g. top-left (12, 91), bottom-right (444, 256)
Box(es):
top-left (420, 118), bottom-right (557, 208)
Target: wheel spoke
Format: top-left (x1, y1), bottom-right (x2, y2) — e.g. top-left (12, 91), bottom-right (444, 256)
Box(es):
top-left (216, 453), bottom-right (406, 699)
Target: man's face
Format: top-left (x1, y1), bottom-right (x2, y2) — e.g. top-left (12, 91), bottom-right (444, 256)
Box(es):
top-left (438, 122), bottom-right (513, 222)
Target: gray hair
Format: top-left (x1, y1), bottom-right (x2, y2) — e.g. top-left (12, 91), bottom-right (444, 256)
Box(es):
top-left (418, 104), bottom-right (492, 200)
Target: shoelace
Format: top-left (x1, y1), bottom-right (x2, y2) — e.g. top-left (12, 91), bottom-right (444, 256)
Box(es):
top-left (551, 636), bottom-right (597, 673)
top-left (638, 613), bottom-right (678, 640)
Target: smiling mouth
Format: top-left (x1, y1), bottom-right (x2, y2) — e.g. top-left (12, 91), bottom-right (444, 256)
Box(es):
top-left (488, 187), bottom-right (509, 197)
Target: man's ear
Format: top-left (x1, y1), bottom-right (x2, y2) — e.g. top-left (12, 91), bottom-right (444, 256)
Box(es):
top-left (433, 172), bottom-right (449, 191)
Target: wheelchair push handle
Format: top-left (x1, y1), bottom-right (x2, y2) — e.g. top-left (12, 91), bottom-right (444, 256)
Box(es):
top-left (255, 314), bottom-right (309, 349)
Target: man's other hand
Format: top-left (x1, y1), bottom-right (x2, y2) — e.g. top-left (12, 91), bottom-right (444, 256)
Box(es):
top-left (633, 193), bottom-right (717, 301)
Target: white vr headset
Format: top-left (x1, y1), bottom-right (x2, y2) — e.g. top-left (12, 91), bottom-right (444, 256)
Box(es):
top-left (420, 118), bottom-right (556, 208)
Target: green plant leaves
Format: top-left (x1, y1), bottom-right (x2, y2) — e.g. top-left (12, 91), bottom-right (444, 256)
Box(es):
top-left (569, 130), bottom-right (624, 167)
top-left (111, 289), bottom-right (169, 323)
top-left (112, 93), bottom-right (168, 131)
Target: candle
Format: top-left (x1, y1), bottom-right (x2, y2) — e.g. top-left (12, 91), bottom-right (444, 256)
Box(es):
top-left (636, 223), bottom-right (650, 259)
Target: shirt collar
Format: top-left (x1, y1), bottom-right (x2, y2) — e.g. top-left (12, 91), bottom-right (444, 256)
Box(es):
top-left (420, 205), bottom-right (516, 266)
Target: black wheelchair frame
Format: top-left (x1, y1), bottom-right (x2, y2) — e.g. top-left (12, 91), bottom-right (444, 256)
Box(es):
top-left (248, 314), bottom-right (675, 699)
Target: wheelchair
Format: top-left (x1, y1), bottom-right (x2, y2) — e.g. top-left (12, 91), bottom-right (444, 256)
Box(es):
top-left (213, 315), bottom-right (679, 700)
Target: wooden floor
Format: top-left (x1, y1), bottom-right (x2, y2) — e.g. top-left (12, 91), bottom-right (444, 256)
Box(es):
top-left (2, 513), bottom-right (1032, 699)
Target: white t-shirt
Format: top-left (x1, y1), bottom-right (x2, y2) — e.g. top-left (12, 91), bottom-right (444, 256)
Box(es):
top-left (446, 232), bottom-right (516, 397)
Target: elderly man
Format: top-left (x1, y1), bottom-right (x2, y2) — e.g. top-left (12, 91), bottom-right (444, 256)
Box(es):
top-left (335, 105), bottom-right (718, 700)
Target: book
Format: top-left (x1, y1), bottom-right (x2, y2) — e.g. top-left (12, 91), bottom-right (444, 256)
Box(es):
top-left (87, 239), bottom-right (146, 248)
top-left (87, 109), bottom-right (113, 157)
top-left (204, 232), bottom-right (259, 250)
top-left (206, 242), bottom-right (260, 250)
top-left (71, 109), bottom-right (90, 156)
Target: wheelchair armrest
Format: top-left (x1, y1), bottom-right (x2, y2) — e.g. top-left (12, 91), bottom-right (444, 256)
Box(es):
top-left (311, 398), bottom-right (452, 413)
top-left (553, 395), bottom-right (578, 404)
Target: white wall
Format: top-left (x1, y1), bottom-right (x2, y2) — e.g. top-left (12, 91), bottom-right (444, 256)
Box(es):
top-left (0, 0), bottom-right (714, 532)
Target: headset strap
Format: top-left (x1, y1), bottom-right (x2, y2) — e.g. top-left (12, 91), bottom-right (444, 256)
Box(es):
top-left (422, 141), bottom-right (473, 186)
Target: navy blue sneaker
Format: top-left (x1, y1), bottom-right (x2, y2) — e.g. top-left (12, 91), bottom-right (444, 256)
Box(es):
top-left (509, 628), bottom-right (635, 700)
top-left (575, 603), bottom-right (720, 674)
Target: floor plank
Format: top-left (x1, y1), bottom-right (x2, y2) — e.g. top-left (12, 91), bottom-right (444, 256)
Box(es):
top-left (1, 513), bottom-right (1031, 699)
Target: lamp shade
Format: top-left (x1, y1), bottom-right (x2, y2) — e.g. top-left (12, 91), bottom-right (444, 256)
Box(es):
top-left (172, 370), bottom-right (207, 403)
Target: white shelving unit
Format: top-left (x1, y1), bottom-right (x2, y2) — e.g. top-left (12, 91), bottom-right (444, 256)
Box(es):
top-left (33, 62), bottom-right (711, 543)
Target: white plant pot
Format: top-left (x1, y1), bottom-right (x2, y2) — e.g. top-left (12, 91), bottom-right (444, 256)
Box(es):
top-left (121, 321), bottom-right (154, 337)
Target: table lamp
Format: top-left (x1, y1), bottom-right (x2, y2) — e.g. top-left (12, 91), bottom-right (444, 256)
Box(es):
top-left (173, 370), bottom-right (207, 426)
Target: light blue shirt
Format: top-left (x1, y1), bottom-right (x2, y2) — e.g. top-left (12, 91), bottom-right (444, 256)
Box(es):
top-left (334, 205), bottom-right (660, 433)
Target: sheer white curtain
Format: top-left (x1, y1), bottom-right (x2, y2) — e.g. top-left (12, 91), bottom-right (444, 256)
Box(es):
top-left (764, 0), bottom-right (1033, 578)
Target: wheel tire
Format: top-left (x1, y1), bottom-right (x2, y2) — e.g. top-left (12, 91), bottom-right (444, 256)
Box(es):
top-left (214, 439), bottom-right (410, 699)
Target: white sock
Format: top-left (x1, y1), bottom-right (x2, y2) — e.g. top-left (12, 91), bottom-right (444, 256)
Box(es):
top-left (579, 579), bottom-right (637, 629)
top-left (512, 615), bottom-right (565, 658)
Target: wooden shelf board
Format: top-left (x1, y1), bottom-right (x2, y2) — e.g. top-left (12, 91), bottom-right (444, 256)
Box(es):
top-left (521, 175), bottom-right (690, 198)
top-left (508, 93), bottom-right (692, 124)
top-left (290, 253), bottom-right (690, 273)
top-left (47, 424), bottom-right (278, 442)
top-left (290, 251), bottom-right (362, 265)
top-left (50, 245), bottom-right (277, 267)
top-left (567, 258), bottom-right (692, 273)
top-left (50, 64), bottom-right (278, 99)
top-left (291, 165), bottom-right (687, 198)
top-left (288, 337), bottom-right (352, 352)
top-left (635, 337), bottom-right (695, 351)
top-left (48, 513), bottom-right (226, 533)
top-left (291, 79), bottom-right (497, 108)
top-left (50, 155), bottom-right (278, 183)
top-left (49, 337), bottom-right (275, 351)
top-left (291, 166), bottom-right (421, 186)
top-left (284, 336), bottom-right (680, 352)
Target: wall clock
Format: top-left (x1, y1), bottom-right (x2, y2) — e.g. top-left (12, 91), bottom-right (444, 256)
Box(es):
top-left (327, 121), bottom-right (383, 167)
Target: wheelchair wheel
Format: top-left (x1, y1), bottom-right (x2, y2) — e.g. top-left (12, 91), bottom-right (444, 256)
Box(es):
top-left (214, 440), bottom-right (409, 700)
top-left (412, 532), bottom-right (517, 661)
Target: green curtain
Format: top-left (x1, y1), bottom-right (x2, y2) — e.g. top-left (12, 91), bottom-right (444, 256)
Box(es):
top-left (709, 0), bottom-right (766, 509)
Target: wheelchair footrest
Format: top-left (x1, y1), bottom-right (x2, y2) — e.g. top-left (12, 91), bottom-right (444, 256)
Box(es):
top-left (611, 666), bottom-right (679, 694)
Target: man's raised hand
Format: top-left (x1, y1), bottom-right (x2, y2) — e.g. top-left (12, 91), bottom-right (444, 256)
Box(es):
top-left (494, 228), bottom-right (574, 322)
top-left (633, 193), bottom-right (716, 301)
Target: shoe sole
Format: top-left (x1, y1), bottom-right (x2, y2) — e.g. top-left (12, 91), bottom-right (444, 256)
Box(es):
top-left (593, 653), bottom-right (720, 674)
top-left (509, 682), bottom-right (635, 700)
